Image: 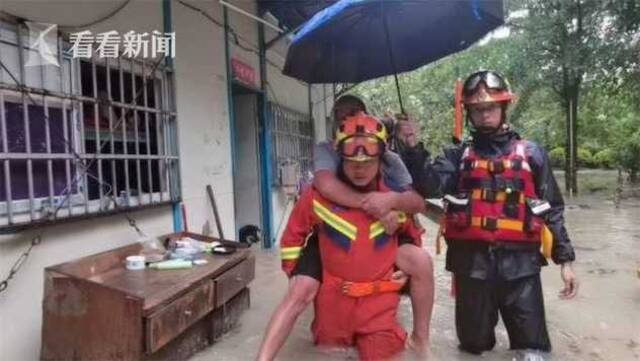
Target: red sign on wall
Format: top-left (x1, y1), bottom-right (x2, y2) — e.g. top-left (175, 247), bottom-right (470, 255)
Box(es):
top-left (231, 58), bottom-right (257, 88)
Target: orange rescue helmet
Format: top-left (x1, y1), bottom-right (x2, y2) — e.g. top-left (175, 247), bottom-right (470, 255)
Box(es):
top-left (335, 112), bottom-right (387, 162)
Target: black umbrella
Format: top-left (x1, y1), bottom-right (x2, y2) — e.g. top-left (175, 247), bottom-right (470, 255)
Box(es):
top-left (284, 0), bottom-right (504, 112)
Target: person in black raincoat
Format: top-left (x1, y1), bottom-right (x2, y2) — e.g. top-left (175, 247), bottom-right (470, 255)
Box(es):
top-left (397, 70), bottom-right (578, 360)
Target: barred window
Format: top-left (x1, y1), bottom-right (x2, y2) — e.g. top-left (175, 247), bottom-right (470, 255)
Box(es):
top-left (269, 102), bottom-right (313, 186)
top-left (0, 21), bottom-right (180, 232)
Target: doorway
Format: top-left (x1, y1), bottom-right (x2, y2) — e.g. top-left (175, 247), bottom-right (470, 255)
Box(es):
top-left (231, 83), bottom-right (262, 238)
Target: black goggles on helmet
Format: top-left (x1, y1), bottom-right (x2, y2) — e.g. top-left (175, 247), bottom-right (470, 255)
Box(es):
top-left (463, 71), bottom-right (508, 95)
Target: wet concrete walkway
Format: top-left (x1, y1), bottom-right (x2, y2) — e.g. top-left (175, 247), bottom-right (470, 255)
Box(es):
top-left (191, 190), bottom-right (640, 361)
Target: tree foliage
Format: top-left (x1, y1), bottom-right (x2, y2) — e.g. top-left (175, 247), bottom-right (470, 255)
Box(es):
top-left (353, 0), bottom-right (640, 187)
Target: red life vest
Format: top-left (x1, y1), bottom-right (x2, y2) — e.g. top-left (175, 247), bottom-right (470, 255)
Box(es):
top-left (443, 140), bottom-right (544, 243)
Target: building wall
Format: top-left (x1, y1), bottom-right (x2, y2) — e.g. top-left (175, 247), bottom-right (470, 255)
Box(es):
top-left (225, 4), bottom-right (333, 244)
top-left (0, 1), bottom-right (222, 360)
top-left (265, 36), bottom-right (309, 244)
top-left (172, 0), bottom-right (236, 237)
top-left (0, 1), bottom-right (332, 360)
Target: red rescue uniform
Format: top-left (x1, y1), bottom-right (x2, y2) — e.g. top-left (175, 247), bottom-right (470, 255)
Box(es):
top-left (280, 180), bottom-right (423, 360)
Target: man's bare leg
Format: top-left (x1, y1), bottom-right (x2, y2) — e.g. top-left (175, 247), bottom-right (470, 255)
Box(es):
top-left (256, 275), bottom-right (320, 361)
top-left (396, 244), bottom-right (434, 353)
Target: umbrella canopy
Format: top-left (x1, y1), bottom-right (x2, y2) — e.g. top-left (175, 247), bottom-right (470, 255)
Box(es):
top-left (283, 0), bottom-right (505, 84)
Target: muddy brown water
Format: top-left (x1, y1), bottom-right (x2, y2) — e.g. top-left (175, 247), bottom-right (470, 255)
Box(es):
top-left (191, 172), bottom-right (640, 361)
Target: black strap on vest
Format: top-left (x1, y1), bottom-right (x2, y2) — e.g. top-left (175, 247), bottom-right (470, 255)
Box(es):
top-left (461, 178), bottom-right (525, 192)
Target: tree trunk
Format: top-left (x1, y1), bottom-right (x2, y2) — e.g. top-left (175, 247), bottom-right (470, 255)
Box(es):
top-left (563, 81), bottom-right (579, 196)
top-left (570, 85), bottom-right (579, 194)
top-left (543, 119), bottom-right (551, 149)
top-left (563, 101), bottom-right (575, 194)
top-left (562, 0), bottom-right (582, 196)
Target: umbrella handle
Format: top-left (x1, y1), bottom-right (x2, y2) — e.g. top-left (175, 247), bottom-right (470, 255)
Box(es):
top-left (393, 73), bottom-right (405, 115)
top-left (453, 80), bottom-right (464, 143)
top-left (382, 2), bottom-right (405, 114)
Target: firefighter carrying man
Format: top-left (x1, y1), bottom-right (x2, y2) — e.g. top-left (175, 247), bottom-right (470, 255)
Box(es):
top-left (398, 70), bottom-right (579, 361)
top-left (272, 113), bottom-right (425, 360)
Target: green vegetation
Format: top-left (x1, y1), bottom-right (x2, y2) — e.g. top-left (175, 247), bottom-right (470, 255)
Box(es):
top-left (354, 0), bottom-right (640, 192)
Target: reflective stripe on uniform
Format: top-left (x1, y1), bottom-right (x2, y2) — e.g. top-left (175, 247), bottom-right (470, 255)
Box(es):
top-left (280, 246), bottom-right (303, 260)
top-left (460, 159), bottom-right (531, 172)
top-left (369, 212), bottom-right (408, 240)
top-left (313, 199), bottom-right (357, 241)
top-left (370, 222), bottom-right (386, 239)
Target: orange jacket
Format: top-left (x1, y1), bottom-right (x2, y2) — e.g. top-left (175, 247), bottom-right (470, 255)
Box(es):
top-left (280, 180), bottom-right (424, 278)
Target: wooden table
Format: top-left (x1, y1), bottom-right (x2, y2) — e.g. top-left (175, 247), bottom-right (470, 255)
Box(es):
top-left (41, 232), bottom-right (255, 361)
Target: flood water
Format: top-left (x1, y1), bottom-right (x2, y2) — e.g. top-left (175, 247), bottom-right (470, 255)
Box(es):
top-left (191, 170), bottom-right (640, 361)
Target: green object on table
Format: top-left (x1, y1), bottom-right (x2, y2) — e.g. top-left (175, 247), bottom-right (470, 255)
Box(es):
top-left (149, 259), bottom-right (193, 270)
